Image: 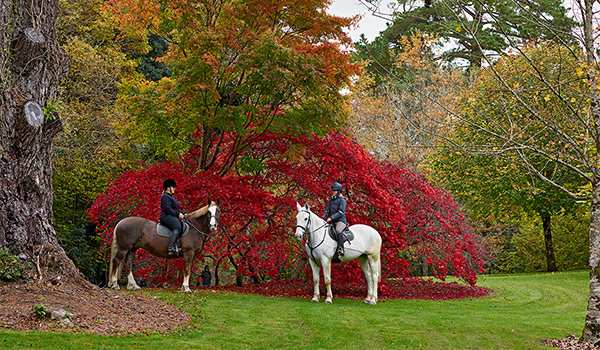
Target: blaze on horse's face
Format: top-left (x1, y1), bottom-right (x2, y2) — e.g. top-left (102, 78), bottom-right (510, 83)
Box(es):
top-left (295, 203), bottom-right (311, 240)
top-left (208, 204), bottom-right (220, 231)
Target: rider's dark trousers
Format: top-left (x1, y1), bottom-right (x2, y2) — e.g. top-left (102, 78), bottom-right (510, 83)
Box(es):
top-left (160, 215), bottom-right (182, 232)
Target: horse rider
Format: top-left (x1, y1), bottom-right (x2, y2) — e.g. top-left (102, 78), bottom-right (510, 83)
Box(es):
top-left (322, 182), bottom-right (347, 256)
top-left (159, 178), bottom-right (185, 256)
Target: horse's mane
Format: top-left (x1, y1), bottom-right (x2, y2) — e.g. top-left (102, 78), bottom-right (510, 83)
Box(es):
top-left (188, 201), bottom-right (216, 219)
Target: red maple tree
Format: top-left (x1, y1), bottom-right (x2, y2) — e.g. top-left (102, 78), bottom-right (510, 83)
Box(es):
top-left (89, 130), bottom-right (485, 289)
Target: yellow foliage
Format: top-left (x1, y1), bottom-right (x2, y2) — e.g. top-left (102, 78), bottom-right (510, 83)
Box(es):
top-left (349, 32), bottom-right (467, 170)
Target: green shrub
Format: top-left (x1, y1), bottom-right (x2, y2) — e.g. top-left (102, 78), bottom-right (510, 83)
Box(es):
top-left (0, 247), bottom-right (26, 281)
top-left (31, 304), bottom-right (48, 319)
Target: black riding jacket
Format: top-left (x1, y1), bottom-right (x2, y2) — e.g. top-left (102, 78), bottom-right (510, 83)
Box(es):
top-left (322, 193), bottom-right (347, 224)
top-left (159, 192), bottom-right (182, 221)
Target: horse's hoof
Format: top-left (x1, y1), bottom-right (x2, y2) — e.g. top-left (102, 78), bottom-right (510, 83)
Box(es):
top-left (127, 285), bottom-right (141, 291)
top-left (364, 299), bottom-right (376, 305)
top-left (325, 299), bottom-right (332, 304)
top-left (110, 285), bottom-right (120, 290)
top-left (181, 288), bottom-right (192, 293)
top-left (311, 298), bottom-right (319, 303)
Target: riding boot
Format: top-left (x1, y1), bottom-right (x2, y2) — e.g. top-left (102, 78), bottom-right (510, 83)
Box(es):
top-left (336, 233), bottom-right (345, 256)
top-left (168, 229), bottom-right (180, 256)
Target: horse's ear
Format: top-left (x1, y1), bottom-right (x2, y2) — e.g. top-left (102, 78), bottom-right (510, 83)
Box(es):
top-left (296, 202), bottom-right (302, 211)
top-left (305, 203), bottom-right (310, 210)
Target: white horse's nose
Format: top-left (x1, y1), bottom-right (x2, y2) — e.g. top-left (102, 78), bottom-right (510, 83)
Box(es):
top-left (294, 228), bottom-right (303, 240)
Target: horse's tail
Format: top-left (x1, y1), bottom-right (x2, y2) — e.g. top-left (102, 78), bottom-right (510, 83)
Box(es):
top-left (108, 222), bottom-right (120, 282)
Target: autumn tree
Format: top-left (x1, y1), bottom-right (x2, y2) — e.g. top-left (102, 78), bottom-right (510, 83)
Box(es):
top-left (50, 0), bottom-right (147, 282)
top-left (361, 0), bottom-right (576, 67)
top-left (388, 1), bottom-right (600, 341)
top-left (354, 0), bottom-right (600, 341)
top-left (350, 33), bottom-right (466, 169)
top-left (429, 129), bottom-right (585, 272)
top-left (0, 0), bottom-right (80, 280)
top-left (89, 131), bottom-right (484, 288)
top-left (106, 0), bottom-right (361, 175)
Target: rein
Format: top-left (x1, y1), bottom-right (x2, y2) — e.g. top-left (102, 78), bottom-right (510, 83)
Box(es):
top-left (297, 210), bottom-right (330, 259)
top-left (183, 216), bottom-right (210, 238)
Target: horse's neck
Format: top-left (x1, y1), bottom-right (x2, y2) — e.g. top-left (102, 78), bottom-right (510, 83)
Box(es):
top-left (189, 214), bottom-right (208, 235)
top-left (308, 212), bottom-right (329, 242)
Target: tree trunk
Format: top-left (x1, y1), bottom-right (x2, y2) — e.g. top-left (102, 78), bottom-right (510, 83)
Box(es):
top-left (582, 0), bottom-right (600, 343)
top-left (0, 0), bottom-right (79, 282)
top-left (583, 185), bottom-right (600, 344)
top-left (539, 211), bottom-right (557, 272)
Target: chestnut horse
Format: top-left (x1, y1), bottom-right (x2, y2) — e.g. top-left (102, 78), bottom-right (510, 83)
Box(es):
top-left (108, 200), bottom-right (220, 292)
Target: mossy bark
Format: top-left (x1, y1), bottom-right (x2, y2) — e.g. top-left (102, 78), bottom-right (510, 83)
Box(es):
top-left (0, 0), bottom-right (79, 282)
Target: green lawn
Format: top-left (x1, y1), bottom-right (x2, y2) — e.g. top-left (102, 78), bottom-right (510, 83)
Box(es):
top-left (0, 271), bottom-right (590, 349)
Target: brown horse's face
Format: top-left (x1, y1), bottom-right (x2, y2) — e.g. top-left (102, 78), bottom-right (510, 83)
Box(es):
top-left (208, 204), bottom-right (220, 231)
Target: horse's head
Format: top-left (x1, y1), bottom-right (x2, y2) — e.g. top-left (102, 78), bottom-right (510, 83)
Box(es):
top-left (295, 202), bottom-right (312, 240)
top-left (207, 200), bottom-right (220, 231)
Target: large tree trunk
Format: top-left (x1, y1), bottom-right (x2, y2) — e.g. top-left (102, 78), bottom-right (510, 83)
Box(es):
top-left (539, 211), bottom-right (557, 272)
top-left (0, 0), bottom-right (78, 282)
top-left (582, 0), bottom-right (600, 342)
top-left (583, 185), bottom-right (600, 344)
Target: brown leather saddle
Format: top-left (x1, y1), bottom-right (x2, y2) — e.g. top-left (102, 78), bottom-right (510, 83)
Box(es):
top-left (327, 225), bottom-right (354, 243)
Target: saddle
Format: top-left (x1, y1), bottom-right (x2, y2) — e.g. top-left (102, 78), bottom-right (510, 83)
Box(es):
top-left (156, 222), bottom-right (190, 238)
top-left (327, 226), bottom-right (354, 243)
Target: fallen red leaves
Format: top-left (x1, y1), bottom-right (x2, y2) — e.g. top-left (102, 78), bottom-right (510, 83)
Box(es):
top-left (211, 278), bottom-right (491, 300)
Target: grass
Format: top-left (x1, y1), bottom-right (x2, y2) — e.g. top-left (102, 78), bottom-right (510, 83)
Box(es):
top-left (0, 271), bottom-right (590, 349)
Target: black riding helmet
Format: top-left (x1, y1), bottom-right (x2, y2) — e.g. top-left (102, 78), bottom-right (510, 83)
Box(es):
top-left (331, 182), bottom-right (342, 191)
top-left (163, 178), bottom-right (177, 190)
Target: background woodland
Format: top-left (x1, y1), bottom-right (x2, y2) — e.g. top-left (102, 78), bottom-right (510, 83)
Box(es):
top-left (50, 0), bottom-right (589, 292)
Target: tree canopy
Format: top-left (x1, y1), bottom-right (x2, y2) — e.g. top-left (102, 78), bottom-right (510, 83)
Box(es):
top-left (370, 0), bottom-right (577, 67)
top-left (89, 130), bottom-right (484, 287)
top-left (105, 0), bottom-right (362, 175)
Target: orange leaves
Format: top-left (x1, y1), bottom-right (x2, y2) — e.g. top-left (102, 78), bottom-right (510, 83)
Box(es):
top-left (350, 32), bottom-right (466, 167)
top-left (103, 0), bottom-right (161, 53)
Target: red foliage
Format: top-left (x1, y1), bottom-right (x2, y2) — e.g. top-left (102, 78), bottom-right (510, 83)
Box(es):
top-left (211, 278), bottom-right (491, 300)
top-left (89, 130), bottom-right (485, 288)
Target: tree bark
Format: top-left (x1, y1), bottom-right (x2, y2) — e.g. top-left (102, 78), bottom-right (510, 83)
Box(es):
top-left (539, 211), bottom-right (558, 272)
top-left (0, 0), bottom-right (79, 282)
top-left (583, 185), bottom-right (600, 344)
top-left (582, 0), bottom-right (600, 343)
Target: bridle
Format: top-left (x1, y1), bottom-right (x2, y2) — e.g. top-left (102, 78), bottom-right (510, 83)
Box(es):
top-left (208, 206), bottom-right (221, 229)
top-left (183, 206), bottom-right (220, 238)
top-left (296, 210), bottom-right (330, 256)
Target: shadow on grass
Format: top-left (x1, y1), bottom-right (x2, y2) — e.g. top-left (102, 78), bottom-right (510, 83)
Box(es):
top-left (210, 278), bottom-right (491, 300)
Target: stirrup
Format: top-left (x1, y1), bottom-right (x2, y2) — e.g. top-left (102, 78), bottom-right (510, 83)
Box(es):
top-left (337, 247), bottom-right (344, 256)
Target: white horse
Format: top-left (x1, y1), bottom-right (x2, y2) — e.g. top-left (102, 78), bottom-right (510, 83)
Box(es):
top-left (294, 202), bottom-right (382, 304)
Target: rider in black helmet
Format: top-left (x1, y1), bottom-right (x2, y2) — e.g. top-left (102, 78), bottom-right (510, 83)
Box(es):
top-left (159, 178), bottom-right (185, 256)
top-left (322, 182), bottom-right (347, 256)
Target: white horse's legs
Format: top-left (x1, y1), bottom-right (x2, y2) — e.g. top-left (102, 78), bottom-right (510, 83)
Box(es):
top-left (308, 258), bottom-right (321, 302)
top-left (358, 256), bottom-right (375, 304)
top-left (322, 260), bottom-right (333, 304)
top-left (362, 254), bottom-right (380, 305)
top-left (369, 254), bottom-right (381, 304)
